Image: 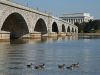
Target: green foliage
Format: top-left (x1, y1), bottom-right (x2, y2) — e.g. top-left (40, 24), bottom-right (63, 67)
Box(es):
top-left (75, 20), bottom-right (100, 33)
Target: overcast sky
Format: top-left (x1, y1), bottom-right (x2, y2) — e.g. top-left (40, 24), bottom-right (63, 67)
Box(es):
top-left (12, 0), bottom-right (100, 19)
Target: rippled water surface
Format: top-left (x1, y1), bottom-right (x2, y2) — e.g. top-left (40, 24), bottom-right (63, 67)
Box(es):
top-left (0, 36), bottom-right (100, 75)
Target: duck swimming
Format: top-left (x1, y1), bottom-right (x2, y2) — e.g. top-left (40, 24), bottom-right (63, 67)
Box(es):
top-left (66, 65), bottom-right (73, 70)
top-left (72, 62), bottom-right (79, 67)
top-left (27, 63), bottom-right (33, 68)
top-left (58, 64), bottom-right (65, 69)
top-left (39, 64), bottom-right (45, 69)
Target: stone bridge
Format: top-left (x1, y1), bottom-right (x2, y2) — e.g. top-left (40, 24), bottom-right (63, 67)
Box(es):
top-left (0, 0), bottom-right (78, 39)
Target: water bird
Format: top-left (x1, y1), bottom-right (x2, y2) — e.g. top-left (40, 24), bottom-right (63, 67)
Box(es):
top-left (35, 66), bottom-right (41, 70)
top-left (27, 63), bottom-right (33, 68)
top-left (39, 64), bottom-right (45, 69)
top-left (58, 64), bottom-right (65, 69)
top-left (72, 62), bottom-right (79, 67)
top-left (66, 65), bottom-right (73, 70)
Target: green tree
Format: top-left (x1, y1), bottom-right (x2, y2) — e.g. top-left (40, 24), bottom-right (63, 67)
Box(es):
top-left (75, 22), bottom-right (82, 33)
top-left (75, 20), bottom-right (100, 33)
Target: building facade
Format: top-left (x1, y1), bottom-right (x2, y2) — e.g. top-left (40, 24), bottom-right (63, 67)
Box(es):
top-left (60, 13), bottom-right (93, 24)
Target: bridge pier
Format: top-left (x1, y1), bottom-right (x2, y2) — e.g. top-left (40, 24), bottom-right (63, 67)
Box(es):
top-left (48, 32), bottom-right (58, 37)
top-left (30, 32), bottom-right (41, 39)
top-left (66, 33), bottom-right (78, 36)
top-left (71, 33), bottom-right (78, 36)
top-left (58, 32), bottom-right (66, 37)
top-left (66, 33), bottom-right (72, 36)
top-left (0, 31), bottom-right (78, 40)
top-left (0, 31), bottom-right (10, 41)
top-left (28, 32), bottom-right (58, 38)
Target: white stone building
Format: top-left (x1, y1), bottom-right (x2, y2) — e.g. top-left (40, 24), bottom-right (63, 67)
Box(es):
top-left (60, 13), bottom-right (93, 24)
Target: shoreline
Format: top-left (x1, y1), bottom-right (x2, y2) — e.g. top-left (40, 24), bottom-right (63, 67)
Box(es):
top-left (78, 33), bottom-right (100, 36)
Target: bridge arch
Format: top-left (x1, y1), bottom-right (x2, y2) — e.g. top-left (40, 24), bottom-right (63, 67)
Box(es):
top-left (62, 24), bottom-right (66, 32)
top-left (1, 12), bottom-right (29, 39)
top-left (67, 26), bottom-right (70, 32)
top-left (72, 27), bottom-right (74, 32)
top-left (34, 18), bottom-right (47, 35)
top-left (52, 22), bottom-right (59, 33)
top-left (75, 29), bottom-right (77, 33)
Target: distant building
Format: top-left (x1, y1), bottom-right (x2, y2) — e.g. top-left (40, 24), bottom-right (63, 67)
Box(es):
top-left (60, 13), bottom-right (93, 24)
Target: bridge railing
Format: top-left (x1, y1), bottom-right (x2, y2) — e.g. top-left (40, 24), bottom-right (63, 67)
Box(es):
top-left (0, 0), bottom-right (50, 17)
top-left (52, 16), bottom-right (59, 20)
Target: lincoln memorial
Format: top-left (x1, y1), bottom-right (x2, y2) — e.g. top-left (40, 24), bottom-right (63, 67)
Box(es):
top-left (60, 13), bottom-right (93, 24)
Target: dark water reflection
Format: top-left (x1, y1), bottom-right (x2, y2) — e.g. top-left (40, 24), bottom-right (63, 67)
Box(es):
top-left (0, 36), bottom-right (100, 75)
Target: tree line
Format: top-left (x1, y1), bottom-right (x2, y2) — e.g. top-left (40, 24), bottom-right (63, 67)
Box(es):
top-left (75, 20), bottom-right (100, 33)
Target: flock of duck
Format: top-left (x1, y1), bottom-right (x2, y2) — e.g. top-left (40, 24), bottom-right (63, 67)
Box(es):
top-left (27, 63), bottom-right (45, 69)
top-left (27, 62), bottom-right (79, 70)
top-left (58, 62), bottom-right (79, 70)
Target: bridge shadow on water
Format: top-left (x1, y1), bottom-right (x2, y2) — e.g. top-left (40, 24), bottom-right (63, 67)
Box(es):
top-left (9, 36), bottom-right (78, 45)
top-left (3, 35), bottom-right (100, 45)
top-left (9, 35), bottom-right (100, 45)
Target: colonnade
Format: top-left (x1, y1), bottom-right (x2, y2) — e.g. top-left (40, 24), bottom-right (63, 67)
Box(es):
top-left (65, 18), bottom-right (84, 24)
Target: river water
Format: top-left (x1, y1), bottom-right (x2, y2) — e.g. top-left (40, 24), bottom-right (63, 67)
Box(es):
top-left (0, 36), bottom-right (100, 75)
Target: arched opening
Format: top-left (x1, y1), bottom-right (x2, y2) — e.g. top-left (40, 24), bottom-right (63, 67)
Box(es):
top-left (72, 27), bottom-right (74, 32)
top-left (75, 29), bottom-right (77, 33)
top-left (67, 26), bottom-right (70, 32)
top-left (62, 24), bottom-right (66, 32)
top-left (52, 22), bottom-right (58, 33)
top-left (34, 18), bottom-right (47, 35)
top-left (1, 13), bottom-right (29, 39)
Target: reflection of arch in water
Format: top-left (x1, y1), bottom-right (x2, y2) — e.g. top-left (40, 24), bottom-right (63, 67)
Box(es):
top-left (1, 12), bottom-right (29, 39)
top-left (52, 22), bottom-right (59, 33)
top-left (10, 39), bottom-right (29, 44)
top-left (34, 18), bottom-right (47, 35)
